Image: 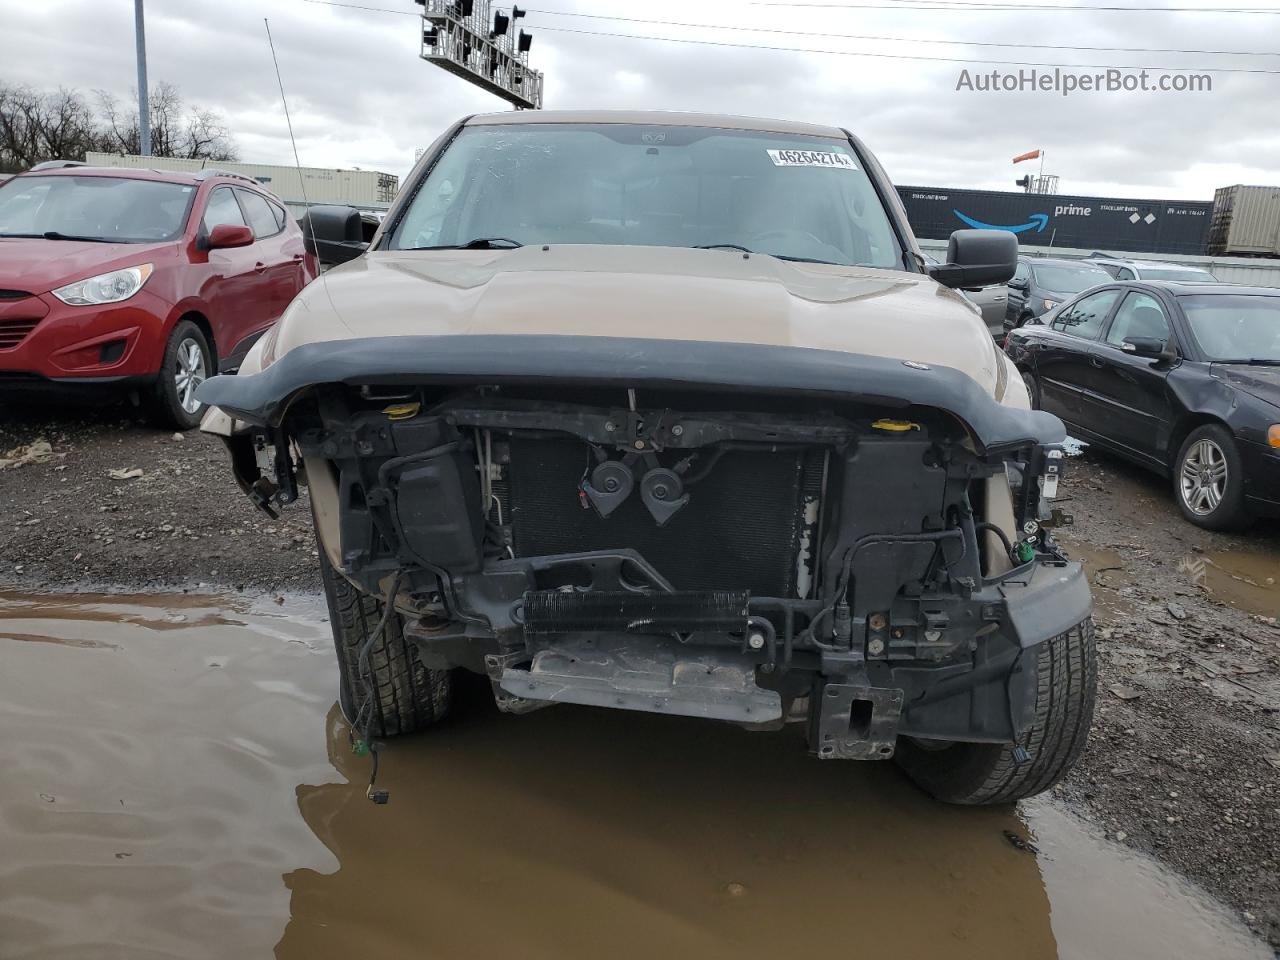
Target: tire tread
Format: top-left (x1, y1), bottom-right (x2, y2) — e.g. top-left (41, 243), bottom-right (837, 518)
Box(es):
top-left (896, 619), bottom-right (1096, 805)
top-left (319, 552), bottom-right (451, 737)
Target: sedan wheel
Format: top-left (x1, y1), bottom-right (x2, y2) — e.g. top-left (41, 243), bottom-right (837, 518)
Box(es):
top-left (1179, 437), bottom-right (1227, 516)
top-left (1173, 424), bottom-right (1248, 530)
top-left (1021, 371), bottom-right (1040, 409)
top-left (174, 337), bottom-right (208, 415)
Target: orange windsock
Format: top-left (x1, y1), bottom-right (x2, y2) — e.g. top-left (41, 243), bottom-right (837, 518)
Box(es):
top-left (1012, 149), bottom-right (1042, 164)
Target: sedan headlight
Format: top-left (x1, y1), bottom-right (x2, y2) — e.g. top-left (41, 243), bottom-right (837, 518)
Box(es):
top-left (1269, 424), bottom-right (1280, 449)
top-left (52, 264), bottom-right (154, 305)
top-left (1042, 298), bottom-right (1060, 312)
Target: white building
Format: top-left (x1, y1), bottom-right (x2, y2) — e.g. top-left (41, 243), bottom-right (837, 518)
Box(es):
top-left (83, 153), bottom-right (399, 219)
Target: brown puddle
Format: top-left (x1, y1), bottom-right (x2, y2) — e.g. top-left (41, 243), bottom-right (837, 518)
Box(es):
top-left (1059, 541), bottom-right (1137, 621)
top-left (1198, 548), bottom-right (1280, 619)
top-left (0, 592), bottom-right (1268, 960)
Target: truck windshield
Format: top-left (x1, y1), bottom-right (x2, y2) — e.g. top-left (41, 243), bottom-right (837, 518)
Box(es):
top-left (0, 175), bottom-right (196, 243)
top-left (389, 123), bottom-right (904, 269)
top-left (1179, 294), bottom-right (1280, 362)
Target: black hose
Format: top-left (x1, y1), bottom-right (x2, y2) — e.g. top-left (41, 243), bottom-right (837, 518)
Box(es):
top-left (975, 521), bottom-right (1017, 561)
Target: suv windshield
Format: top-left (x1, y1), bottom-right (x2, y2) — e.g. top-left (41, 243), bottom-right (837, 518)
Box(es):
top-left (1032, 262), bottom-right (1112, 294)
top-left (0, 174), bottom-right (196, 243)
top-left (389, 123), bottom-right (904, 268)
top-left (1179, 293), bottom-right (1280, 362)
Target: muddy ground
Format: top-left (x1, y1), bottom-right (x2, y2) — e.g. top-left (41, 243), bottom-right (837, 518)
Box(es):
top-left (1, 396), bottom-right (1278, 947)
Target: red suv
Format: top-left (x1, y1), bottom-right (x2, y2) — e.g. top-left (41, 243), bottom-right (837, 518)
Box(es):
top-left (0, 162), bottom-right (317, 428)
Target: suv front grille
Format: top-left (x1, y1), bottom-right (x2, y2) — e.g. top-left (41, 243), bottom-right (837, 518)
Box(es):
top-left (0, 318), bottom-right (40, 349)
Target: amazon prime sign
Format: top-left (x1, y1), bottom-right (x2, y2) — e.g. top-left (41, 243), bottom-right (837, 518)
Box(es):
top-left (896, 185), bottom-right (1212, 255)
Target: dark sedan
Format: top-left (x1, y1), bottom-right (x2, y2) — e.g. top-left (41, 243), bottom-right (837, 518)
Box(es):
top-left (1006, 281), bottom-right (1280, 529)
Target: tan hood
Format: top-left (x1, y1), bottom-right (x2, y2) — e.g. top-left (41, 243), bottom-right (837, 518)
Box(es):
top-left (274, 245), bottom-right (1001, 395)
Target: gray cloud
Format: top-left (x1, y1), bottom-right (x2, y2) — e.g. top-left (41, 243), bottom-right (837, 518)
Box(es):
top-left (4, 0), bottom-right (1275, 199)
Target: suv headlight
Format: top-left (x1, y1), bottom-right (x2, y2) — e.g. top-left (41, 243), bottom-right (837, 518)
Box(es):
top-left (52, 264), bottom-right (154, 305)
top-left (1042, 298), bottom-right (1060, 311)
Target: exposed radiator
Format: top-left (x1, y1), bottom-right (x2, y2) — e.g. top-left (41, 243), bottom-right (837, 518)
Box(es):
top-left (506, 437), bottom-right (820, 597)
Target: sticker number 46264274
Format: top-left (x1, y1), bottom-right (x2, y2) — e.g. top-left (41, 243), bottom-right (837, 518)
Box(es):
top-left (766, 149), bottom-right (858, 170)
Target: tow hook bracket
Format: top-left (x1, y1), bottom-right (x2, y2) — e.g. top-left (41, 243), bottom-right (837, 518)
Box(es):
top-left (814, 682), bottom-right (903, 760)
top-left (484, 651), bottom-right (549, 715)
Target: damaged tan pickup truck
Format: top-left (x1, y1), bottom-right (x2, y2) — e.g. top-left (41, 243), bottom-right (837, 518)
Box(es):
top-left (199, 111), bottom-right (1094, 805)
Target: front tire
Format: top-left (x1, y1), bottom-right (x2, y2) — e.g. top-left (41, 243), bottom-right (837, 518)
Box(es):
top-left (895, 619), bottom-right (1096, 805)
top-left (147, 320), bottom-right (211, 430)
top-left (318, 548), bottom-right (452, 737)
top-left (1173, 424), bottom-right (1249, 530)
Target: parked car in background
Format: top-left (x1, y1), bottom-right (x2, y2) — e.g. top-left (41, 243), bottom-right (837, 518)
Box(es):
top-left (0, 162), bottom-right (317, 428)
top-left (922, 253), bottom-right (1005, 337)
top-left (1005, 280), bottom-right (1280, 529)
top-left (1005, 256), bottom-right (1113, 331)
top-left (1087, 252), bottom-right (1218, 283)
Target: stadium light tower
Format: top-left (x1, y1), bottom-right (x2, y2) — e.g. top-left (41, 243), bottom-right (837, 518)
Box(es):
top-left (415, 0), bottom-right (544, 110)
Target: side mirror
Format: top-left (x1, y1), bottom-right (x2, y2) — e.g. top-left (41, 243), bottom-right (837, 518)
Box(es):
top-left (929, 229), bottom-right (1018, 289)
top-left (1122, 336), bottom-right (1176, 362)
top-left (300, 204), bottom-right (369, 265)
top-left (206, 223), bottom-right (254, 249)
top-left (1008, 277), bottom-right (1029, 291)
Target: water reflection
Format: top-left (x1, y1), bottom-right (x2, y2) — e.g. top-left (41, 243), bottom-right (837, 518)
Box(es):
top-left (281, 693), bottom-right (1058, 960)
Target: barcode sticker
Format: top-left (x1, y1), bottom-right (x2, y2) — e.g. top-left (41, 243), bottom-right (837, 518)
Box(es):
top-left (767, 149), bottom-right (858, 170)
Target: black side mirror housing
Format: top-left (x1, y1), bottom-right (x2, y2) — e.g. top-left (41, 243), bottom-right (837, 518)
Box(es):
top-left (929, 229), bottom-right (1018, 289)
top-left (1123, 336), bottom-right (1177, 362)
top-left (1007, 277), bottom-right (1029, 291)
top-left (300, 204), bottom-right (370, 265)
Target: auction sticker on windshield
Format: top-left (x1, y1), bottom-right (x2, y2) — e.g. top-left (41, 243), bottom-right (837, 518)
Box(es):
top-left (767, 149), bottom-right (858, 170)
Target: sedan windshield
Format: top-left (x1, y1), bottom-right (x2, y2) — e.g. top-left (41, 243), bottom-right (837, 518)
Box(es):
top-left (389, 123), bottom-right (904, 269)
top-left (1032, 263), bottom-right (1112, 294)
top-left (1143, 266), bottom-right (1217, 282)
top-left (1180, 294), bottom-right (1280, 362)
top-left (0, 175), bottom-right (196, 243)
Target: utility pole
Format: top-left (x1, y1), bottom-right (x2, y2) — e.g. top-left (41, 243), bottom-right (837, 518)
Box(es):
top-left (134, 0), bottom-right (151, 156)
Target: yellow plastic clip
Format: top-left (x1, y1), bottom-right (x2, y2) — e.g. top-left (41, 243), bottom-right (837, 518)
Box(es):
top-left (383, 402), bottom-right (421, 421)
top-left (871, 419), bottom-right (920, 433)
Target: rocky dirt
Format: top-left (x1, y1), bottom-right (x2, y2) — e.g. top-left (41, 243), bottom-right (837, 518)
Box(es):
top-left (0, 397), bottom-right (319, 594)
top-left (1, 397), bottom-right (1277, 946)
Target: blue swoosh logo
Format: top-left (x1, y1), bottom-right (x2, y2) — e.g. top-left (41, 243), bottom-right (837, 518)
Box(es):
top-left (954, 210), bottom-right (1049, 234)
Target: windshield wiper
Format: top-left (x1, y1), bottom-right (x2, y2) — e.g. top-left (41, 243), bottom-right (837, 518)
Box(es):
top-left (773, 254), bottom-right (843, 265)
top-left (693, 244), bottom-right (841, 266)
top-left (1217, 358), bottom-right (1280, 365)
top-left (44, 231), bottom-right (116, 243)
top-left (694, 243), bottom-right (754, 253)
top-left (0, 231), bottom-right (119, 243)
top-left (409, 237), bottom-right (524, 251)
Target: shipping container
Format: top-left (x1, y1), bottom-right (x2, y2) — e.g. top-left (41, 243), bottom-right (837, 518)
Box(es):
top-left (81, 153), bottom-right (399, 213)
top-left (1207, 185), bottom-right (1280, 257)
top-left (897, 185), bottom-right (1212, 256)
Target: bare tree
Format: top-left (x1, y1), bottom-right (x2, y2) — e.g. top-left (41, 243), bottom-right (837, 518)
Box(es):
top-left (97, 81), bottom-right (238, 162)
top-left (0, 83), bottom-right (106, 173)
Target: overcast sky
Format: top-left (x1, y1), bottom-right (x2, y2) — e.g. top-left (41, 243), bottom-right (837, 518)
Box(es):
top-left (6, 0), bottom-right (1278, 200)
